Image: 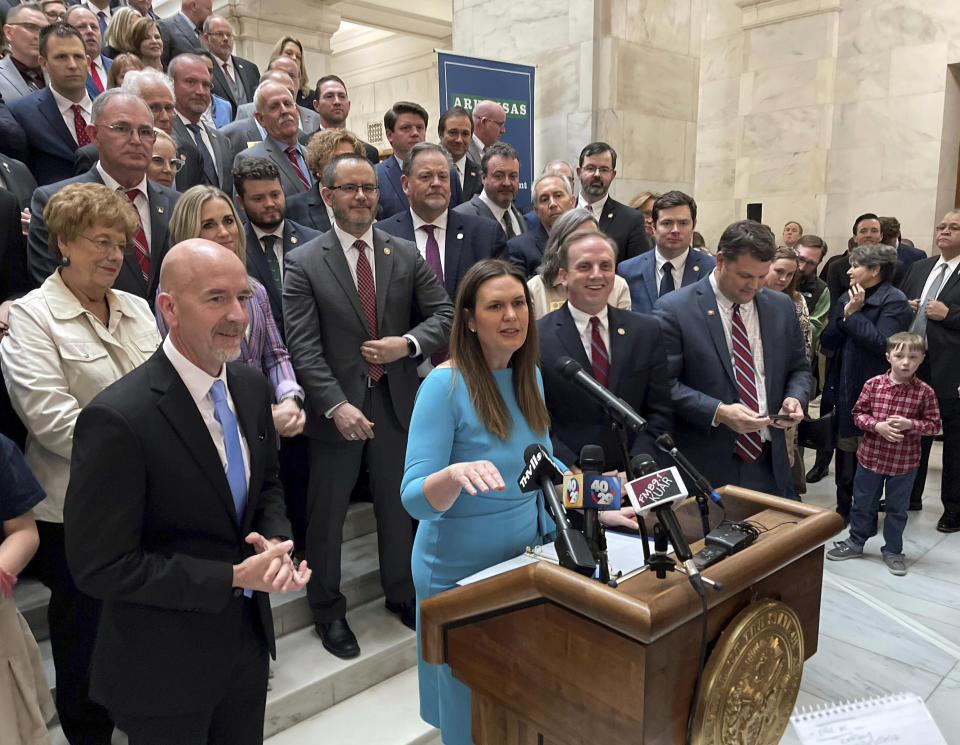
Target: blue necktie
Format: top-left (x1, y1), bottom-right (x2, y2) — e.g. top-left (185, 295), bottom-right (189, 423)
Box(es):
top-left (186, 122), bottom-right (219, 187)
top-left (209, 379), bottom-right (247, 521)
top-left (97, 11), bottom-right (107, 38)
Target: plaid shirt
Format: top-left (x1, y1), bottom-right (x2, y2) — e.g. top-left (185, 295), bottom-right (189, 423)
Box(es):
top-left (853, 372), bottom-right (941, 475)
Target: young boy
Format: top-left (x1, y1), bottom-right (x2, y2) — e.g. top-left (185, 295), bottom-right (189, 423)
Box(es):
top-left (827, 332), bottom-right (941, 575)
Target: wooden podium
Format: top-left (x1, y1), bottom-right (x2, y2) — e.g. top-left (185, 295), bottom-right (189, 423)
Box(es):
top-left (419, 487), bottom-right (844, 745)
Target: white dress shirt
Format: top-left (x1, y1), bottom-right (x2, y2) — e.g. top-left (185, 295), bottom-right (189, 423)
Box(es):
top-left (452, 154), bottom-right (467, 188)
top-left (50, 88), bottom-right (92, 146)
top-left (96, 163), bottom-right (152, 252)
top-left (252, 224), bottom-right (286, 281)
top-left (918, 253), bottom-right (960, 302)
top-left (410, 208), bottom-right (447, 275)
top-left (163, 335), bottom-right (251, 485)
top-left (333, 223), bottom-right (376, 290)
top-left (655, 247), bottom-right (689, 291)
top-left (567, 302), bottom-right (611, 365)
top-left (81, 0), bottom-right (111, 22)
top-left (479, 190), bottom-right (521, 236)
top-left (577, 194), bottom-right (608, 217)
top-left (177, 112), bottom-right (219, 178)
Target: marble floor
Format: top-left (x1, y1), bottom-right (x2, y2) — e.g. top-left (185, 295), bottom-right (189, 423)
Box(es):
top-left (780, 439), bottom-right (958, 744)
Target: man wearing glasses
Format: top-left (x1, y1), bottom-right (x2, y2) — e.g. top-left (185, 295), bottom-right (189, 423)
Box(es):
top-left (27, 89), bottom-right (180, 302)
top-left (468, 99), bottom-right (506, 164)
top-left (576, 141), bottom-right (650, 263)
top-left (0, 3), bottom-right (48, 102)
top-left (202, 14), bottom-right (259, 118)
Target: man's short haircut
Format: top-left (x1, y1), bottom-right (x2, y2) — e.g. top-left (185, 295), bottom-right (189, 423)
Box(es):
top-left (438, 105), bottom-right (473, 136)
top-left (879, 216), bottom-right (901, 244)
top-left (91, 88), bottom-right (151, 123)
top-left (784, 220), bottom-right (803, 233)
top-left (717, 219), bottom-right (777, 263)
top-left (849, 243), bottom-right (898, 282)
top-left (401, 142), bottom-right (450, 178)
top-left (533, 172), bottom-right (572, 196)
top-left (202, 14), bottom-right (229, 33)
top-left (315, 74), bottom-right (347, 93)
top-left (852, 212), bottom-right (879, 235)
top-left (321, 152), bottom-right (374, 189)
top-left (578, 141), bottom-right (617, 169)
top-left (795, 233), bottom-right (828, 260)
top-left (232, 157), bottom-right (281, 198)
top-left (166, 53), bottom-right (206, 81)
top-left (480, 141), bottom-right (520, 174)
top-left (39, 20), bottom-right (83, 57)
top-left (121, 68), bottom-right (175, 98)
top-left (558, 229), bottom-right (617, 270)
top-left (6, 2), bottom-right (43, 25)
top-left (383, 101), bottom-right (428, 132)
top-left (652, 190), bottom-right (697, 224)
top-left (253, 79), bottom-right (292, 112)
top-left (887, 331), bottom-right (925, 355)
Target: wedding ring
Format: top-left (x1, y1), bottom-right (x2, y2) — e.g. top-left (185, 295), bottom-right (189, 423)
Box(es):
top-left (350, 433), bottom-right (358, 439)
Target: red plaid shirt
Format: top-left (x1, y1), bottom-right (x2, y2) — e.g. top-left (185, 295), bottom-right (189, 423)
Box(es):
top-left (854, 373), bottom-right (941, 475)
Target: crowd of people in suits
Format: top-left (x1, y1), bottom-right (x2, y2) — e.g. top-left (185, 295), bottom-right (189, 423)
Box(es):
top-left (1, 1), bottom-right (959, 744)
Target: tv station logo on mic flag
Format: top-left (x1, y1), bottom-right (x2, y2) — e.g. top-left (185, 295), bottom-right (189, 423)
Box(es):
top-left (625, 466), bottom-right (688, 514)
top-left (562, 474), bottom-right (621, 509)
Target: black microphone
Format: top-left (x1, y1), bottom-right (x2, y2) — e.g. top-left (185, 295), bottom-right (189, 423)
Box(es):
top-left (654, 433), bottom-right (725, 510)
top-left (579, 444), bottom-right (605, 559)
top-left (518, 444), bottom-right (595, 576)
top-left (555, 356), bottom-right (647, 435)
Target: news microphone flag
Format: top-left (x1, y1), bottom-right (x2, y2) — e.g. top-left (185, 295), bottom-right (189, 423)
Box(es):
top-left (624, 466), bottom-right (688, 515)
top-left (562, 474), bottom-right (621, 510)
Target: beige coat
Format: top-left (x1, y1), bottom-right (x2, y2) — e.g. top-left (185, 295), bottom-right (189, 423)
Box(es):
top-left (0, 271), bottom-right (160, 523)
top-left (0, 594), bottom-right (55, 745)
top-left (528, 273), bottom-right (633, 320)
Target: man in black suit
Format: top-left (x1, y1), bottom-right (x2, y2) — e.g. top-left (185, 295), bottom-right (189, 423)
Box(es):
top-left (539, 230), bottom-right (672, 470)
top-left (0, 151), bottom-right (36, 210)
top-left (0, 92), bottom-right (27, 161)
top-left (438, 104), bottom-right (481, 202)
top-left (506, 171), bottom-right (575, 277)
top-left (311, 74), bottom-right (379, 165)
top-left (283, 153), bottom-right (453, 658)
top-left (377, 141), bottom-right (505, 312)
top-left (201, 14), bottom-right (258, 118)
top-left (453, 141), bottom-right (527, 240)
top-left (826, 213), bottom-right (882, 302)
top-left (901, 210), bottom-right (960, 532)
top-left (158, 0), bottom-right (209, 68)
top-left (64, 239), bottom-right (310, 745)
top-left (575, 142), bottom-right (649, 263)
top-left (28, 90), bottom-right (180, 301)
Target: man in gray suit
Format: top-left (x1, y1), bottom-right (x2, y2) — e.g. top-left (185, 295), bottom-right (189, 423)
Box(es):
top-left (201, 14), bottom-right (259, 117)
top-left (233, 57), bottom-right (322, 135)
top-left (221, 70), bottom-right (312, 163)
top-left (158, 0), bottom-right (209, 68)
top-left (283, 153), bottom-right (453, 659)
top-left (0, 3), bottom-right (48, 102)
top-left (169, 53), bottom-right (233, 194)
top-left (233, 80), bottom-right (311, 197)
top-left (453, 141), bottom-right (527, 240)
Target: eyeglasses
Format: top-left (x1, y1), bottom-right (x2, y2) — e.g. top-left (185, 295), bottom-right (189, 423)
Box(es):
top-left (481, 116), bottom-right (506, 132)
top-left (205, 30), bottom-right (232, 38)
top-left (935, 223), bottom-right (960, 233)
top-left (104, 122), bottom-right (157, 141)
top-left (148, 103), bottom-right (176, 115)
top-left (150, 155), bottom-right (184, 172)
top-left (7, 22), bottom-right (45, 33)
top-left (581, 165), bottom-right (613, 176)
top-left (330, 183), bottom-right (379, 195)
top-left (78, 234), bottom-right (131, 254)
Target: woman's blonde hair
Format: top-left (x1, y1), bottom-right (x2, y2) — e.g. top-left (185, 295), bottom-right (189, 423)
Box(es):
top-left (43, 182), bottom-right (139, 262)
top-left (269, 36), bottom-right (310, 98)
top-left (169, 186), bottom-right (247, 263)
top-left (106, 52), bottom-right (144, 89)
top-left (305, 128), bottom-right (364, 179)
top-left (105, 6), bottom-right (143, 51)
top-left (127, 16), bottom-right (161, 60)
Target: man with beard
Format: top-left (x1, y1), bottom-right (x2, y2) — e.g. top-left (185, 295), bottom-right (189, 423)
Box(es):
top-left (453, 141), bottom-right (527, 240)
top-left (311, 74), bottom-right (379, 164)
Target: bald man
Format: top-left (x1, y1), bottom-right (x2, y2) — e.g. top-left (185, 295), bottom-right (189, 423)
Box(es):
top-left (468, 99), bottom-right (506, 163)
top-left (65, 239), bottom-right (309, 745)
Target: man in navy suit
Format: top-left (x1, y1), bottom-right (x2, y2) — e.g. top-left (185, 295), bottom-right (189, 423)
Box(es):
top-left (375, 101), bottom-right (461, 219)
top-left (654, 220), bottom-right (811, 498)
top-left (376, 142), bottom-right (506, 312)
top-left (310, 75), bottom-right (379, 165)
top-left (453, 141), bottom-right (527, 241)
top-left (438, 105), bottom-right (481, 203)
top-left (28, 89), bottom-right (180, 301)
top-left (576, 142), bottom-right (649, 262)
top-left (506, 171), bottom-right (575, 277)
top-left (64, 5), bottom-right (110, 98)
top-left (539, 231), bottom-right (672, 469)
top-left (523, 160), bottom-right (576, 231)
top-left (617, 191), bottom-right (716, 314)
top-left (9, 23), bottom-right (93, 186)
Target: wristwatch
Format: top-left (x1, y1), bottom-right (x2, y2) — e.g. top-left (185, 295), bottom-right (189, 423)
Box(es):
top-left (407, 337), bottom-right (416, 356)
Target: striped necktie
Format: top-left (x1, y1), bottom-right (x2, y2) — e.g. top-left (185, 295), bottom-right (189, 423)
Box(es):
top-left (731, 304), bottom-right (762, 462)
top-left (590, 316), bottom-right (609, 387)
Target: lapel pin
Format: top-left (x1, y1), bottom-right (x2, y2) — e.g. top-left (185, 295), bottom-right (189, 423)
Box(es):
top-left (2, 163), bottom-right (8, 171)
top-left (607, 212), bottom-right (613, 219)
top-left (457, 233), bottom-right (463, 240)
top-left (291, 236), bottom-right (298, 243)
top-left (617, 327), bottom-right (625, 335)
top-left (693, 265), bottom-right (700, 272)
top-left (384, 247), bottom-right (391, 255)
top-left (179, 153), bottom-right (186, 161)
top-left (258, 432), bottom-right (265, 440)
top-left (707, 309), bottom-right (715, 316)
top-left (157, 207), bottom-right (164, 214)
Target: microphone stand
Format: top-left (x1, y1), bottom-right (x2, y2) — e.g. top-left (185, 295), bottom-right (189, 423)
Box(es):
top-left (615, 422), bottom-right (650, 564)
top-left (658, 439), bottom-right (713, 539)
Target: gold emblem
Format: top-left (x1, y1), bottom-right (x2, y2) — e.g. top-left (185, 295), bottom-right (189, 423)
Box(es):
top-left (617, 327), bottom-right (625, 335)
top-left (690, 600), bottom-right (803, 745)
top-left (457, 233), bottom-right (464, 240)
top-left (291, 237), bottom-right (298, 243)
top-left (707, 309), bottom-right (715, 315)
top-left (694, 265), bottom-right (700, 272)
top-left (157, 207), bottom-right (164, 214)
top-left (606, 212), bottom-right (613, 219)
top-left (384, 247), bottom-right (391, 255)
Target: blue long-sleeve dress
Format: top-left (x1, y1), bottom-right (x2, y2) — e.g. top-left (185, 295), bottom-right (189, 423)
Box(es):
top-left (400, 366), bottom-right (557, 745)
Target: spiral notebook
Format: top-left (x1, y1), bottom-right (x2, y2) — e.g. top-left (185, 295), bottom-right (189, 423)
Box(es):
top-left (790, 692), bottom-right (946, 744)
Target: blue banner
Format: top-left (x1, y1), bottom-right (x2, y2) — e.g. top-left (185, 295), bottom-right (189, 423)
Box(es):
top-left (437, 51), bottom-right (535, 208)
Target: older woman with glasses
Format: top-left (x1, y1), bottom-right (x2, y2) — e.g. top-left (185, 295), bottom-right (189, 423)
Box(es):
top-left (145, 128), bottom-right (183, 188)
top-left (0, 182), bottom-right (161, 743)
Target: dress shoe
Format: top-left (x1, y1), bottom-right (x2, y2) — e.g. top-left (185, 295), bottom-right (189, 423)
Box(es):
top-left (385, 599), bottom-right (417, 631)
top-left (315, 618), bottom-right (360, 659)
top-left (936, 514), bottom-right (960, 534)
top-left (805, 465), bottom-right (829, 483)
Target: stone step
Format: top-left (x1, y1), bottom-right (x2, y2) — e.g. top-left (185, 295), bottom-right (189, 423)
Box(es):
top-left (265, 598), bottom-right (417, 739)
top-left (264, 667), bottom-right (437, 745)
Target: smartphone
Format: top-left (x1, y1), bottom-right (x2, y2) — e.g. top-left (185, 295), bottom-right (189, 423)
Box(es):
top-left (767, 414), bottom-right (794, 422)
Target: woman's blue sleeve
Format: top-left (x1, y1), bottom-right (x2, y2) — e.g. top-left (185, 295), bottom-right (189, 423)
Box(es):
top-left (401, 370), bottom-right (457, 521)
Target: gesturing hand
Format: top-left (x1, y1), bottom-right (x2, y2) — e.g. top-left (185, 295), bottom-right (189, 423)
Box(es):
top-left (332, 402), bottom-right (374, 441)
top-left (446, 461), bottom-right (505, 496)
top-left (844, 283), bottom-right (865, 318)
top-left (233, 536), bottom-right (311, 593)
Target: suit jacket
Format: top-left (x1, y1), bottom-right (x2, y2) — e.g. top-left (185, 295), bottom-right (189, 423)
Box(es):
top-left (374, 155), bottom-right (462, 220)
top-left (0, 55), bottom-right (33, 103)
top-left (453, 194), bottom-right (528, 240)
top-left (592, 195), bottom-right (650, 263)
top-left (85, 54), bottom-right (112, 101)
top-left (0, 186), bottom-right (28, 300)
top-left (209, 54), bottom-right (259, 117)
top-left (653, 282), bottom-right (812, 498)
top-left (362, 140), bottom-right (380, 166)
top-left (73, 140), bottom-right (205, 192)
top-left (897, 242), bottom-right (926, 268)
top-left (28, 167), bottom-right (179, 301)
top-left (242, 218), bottom-right (319, 338)
top-left (374, 207), bottom-right (506, 299)
top-left (901, 257), bottom-right (960, 399)
top-left (0, 95), bottom-right (27, 161)
top-left (234, 138), bottom-right (309, 197)
top-left (171, 117), bottom-right (233, 195)
top-left (459, 155), bottom-right (482, 202)
top-left (283, 183), bottom-right (331, 233)
top-left (506, 224), bottom-right (548, 278)
top-left (538, 303), bottom-right (673, 469)
top-left (282, 227), bottom-right (454, 441)
top-left (234, 101), bottom-right (323, 137)
top-left (617, 248), bottom-right (717, 314)
top-left (0, 153), bottom-right (37, 210)
top-left (63, 349), bottom-right (291, 714)
top-left (158, 12), bottom-right (204, 68)
top-left (8, 87), bottom-right (83, 186)
top-left (467, 137), bottom-right (482, 166)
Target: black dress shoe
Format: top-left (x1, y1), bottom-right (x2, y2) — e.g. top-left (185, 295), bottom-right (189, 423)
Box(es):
top-left (936, 514), bottom-right (960, 533)
top-left (806, 465), bottom-right (829, 483)
top-left (315, 618), bottom-right (360, 659)
top-left (385, 599), bottom-right (417, 631)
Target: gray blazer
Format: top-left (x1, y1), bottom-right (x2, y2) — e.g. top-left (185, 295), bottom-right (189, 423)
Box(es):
top-left (233, 138), bottom-right (310, 196)
top-left (158, 13), bottom-right (204, 68)
top-left (282, 227), bottom-right (454, 441)
top-left (234, 101), bottom-right (322, 136)
top-left (0, 56), bottom-right (33, 103)
top-left (171, 117), bottom-right (233, 195)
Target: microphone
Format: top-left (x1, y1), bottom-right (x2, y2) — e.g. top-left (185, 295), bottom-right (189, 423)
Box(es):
top-left (518, 444), bottom-right (595, 576)
top-left (555, 357), bottom-right (647, 435)
top-left (654, 433), bottom-right (725, 510)
top-left (578, 445), bottom-right (604, 569)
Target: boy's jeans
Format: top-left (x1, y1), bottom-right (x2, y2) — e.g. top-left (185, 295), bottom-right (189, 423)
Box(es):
top-left (846, 463), bottom-right (917, 555)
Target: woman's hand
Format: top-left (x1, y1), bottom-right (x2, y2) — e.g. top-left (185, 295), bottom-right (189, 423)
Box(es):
top-left (844, 283), bottom-right (865, 318)
top-left (446, 461), bottom-right (505, 496)
top-left (599, 506), bottom-right (640, 531)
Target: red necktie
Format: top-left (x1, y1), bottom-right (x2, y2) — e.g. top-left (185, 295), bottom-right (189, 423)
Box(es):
top-left (71, 105), bottom-right (91, 147)
top-left (222, 61), bottom-right (234, 83)
top-left (590, 316), bottom-right (609, 387)
top-left (285, 146), bottom-right (310, 190)
top-left (89, 59), bottom-right (104, 93)
top-left (731, 304), bottom-right (762, 462)
top-left (122, 189), bottom-right (150, 280)
top-left (354, 241), bottom-right (384, 380)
